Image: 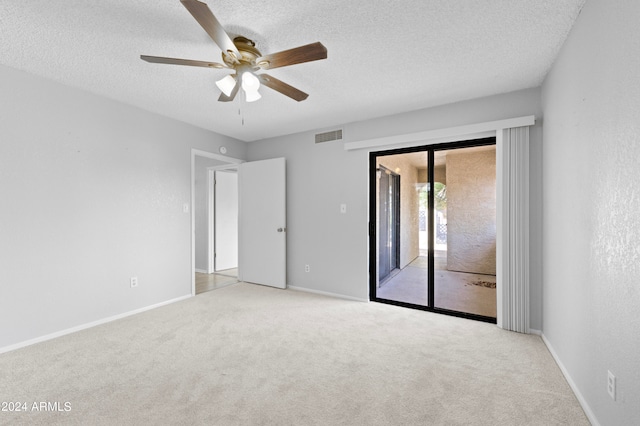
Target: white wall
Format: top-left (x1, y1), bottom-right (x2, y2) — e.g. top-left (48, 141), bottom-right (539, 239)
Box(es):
top-left (247, 88), bottom-right (543, 328)
top-left (541, 0), bottom-right (640, 423)
top-left (0, 65), bottom-right (245, 350)
top-left (247, 138), bottom-right (370, 299)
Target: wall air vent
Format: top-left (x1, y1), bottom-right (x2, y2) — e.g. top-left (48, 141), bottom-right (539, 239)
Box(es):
top-left (315, 129), bottom-right (343, 144)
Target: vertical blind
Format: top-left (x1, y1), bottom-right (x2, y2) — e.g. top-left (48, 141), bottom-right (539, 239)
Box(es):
top-left (497, 126), bottom-right (530, 333)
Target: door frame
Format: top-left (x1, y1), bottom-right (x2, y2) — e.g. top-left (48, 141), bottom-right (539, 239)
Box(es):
top-left (368, 137), bottom-right (497, 323)
top-left (191, 149), bottom-right (243, 296)
top-left (207, 164), bottom-right (240, 274)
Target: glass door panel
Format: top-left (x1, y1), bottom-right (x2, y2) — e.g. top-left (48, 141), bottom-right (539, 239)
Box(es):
top-left (375, 153), bottom-right (428, 307)
top-left (433, 146), bottom-right (497, 318)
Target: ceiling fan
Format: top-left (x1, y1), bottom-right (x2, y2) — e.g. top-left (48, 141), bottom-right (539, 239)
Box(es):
top-left (141, 0), bottom-right (327, 103)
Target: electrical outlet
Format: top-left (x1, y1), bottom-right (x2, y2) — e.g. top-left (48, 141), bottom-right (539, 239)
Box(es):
top-left (304, 264), bottom-right (310, 273)
top-left (607, 370), bottom-right (616, 400)
top-left (130, 277), bottom-right (138, 288)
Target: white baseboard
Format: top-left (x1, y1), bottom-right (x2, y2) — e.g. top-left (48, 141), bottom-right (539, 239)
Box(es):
top-left (529, 328), bottom-right (542, 336)
top-left (540, 333), bottom-right (600, 426)
top-left (288, 285), bottom-right (369, 303)
top-left (0, 294), bottom-right (192, 355)
top-left (194, 268), bottom-right (208, 274)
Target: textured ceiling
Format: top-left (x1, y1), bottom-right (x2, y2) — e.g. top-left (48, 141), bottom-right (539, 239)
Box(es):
top-left (0, 0), bottom-right (585, 142)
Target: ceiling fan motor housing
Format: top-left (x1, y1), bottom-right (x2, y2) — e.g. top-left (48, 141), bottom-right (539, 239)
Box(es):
top-left (223, 36), bottom-right (262, 68)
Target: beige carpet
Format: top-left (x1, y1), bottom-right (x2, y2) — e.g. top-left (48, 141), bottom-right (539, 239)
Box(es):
top-left (0, 283), bottom-right (587, 425)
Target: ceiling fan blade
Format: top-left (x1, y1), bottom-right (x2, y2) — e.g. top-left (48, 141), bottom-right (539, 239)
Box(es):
top-left (140, 55), bottom-right (226, 69)
top-left (257, 42), bottom-right (327, 70)
top-left (218, 80), bottom-right (240, 102)
top-left (259, 74), bottom-right (309, 102)
top-left (180, 0), bottom-right (240, 59)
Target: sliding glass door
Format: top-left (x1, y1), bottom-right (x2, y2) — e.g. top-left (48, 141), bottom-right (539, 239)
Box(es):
top-left (369, 138), bottom-right (497, 323)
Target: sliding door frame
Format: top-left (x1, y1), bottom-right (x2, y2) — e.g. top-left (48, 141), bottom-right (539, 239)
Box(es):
top-left (369, 137), bottom-right (497, 323)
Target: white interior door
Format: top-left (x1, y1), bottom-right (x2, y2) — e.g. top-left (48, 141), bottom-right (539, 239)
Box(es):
top-left (214, 170), bottom-right (238, 271)
top-left (238, 157), bottom-right (286, 288)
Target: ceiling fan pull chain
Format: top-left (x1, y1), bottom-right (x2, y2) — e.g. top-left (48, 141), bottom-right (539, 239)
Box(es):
top-left (238, 106), bottom-right (245, 126)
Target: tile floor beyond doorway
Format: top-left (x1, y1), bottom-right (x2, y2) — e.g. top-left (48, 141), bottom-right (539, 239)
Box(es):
top-left (195, 268), bottom-right (238, 295)
top-left (377, 251), bottom-right (496, 318)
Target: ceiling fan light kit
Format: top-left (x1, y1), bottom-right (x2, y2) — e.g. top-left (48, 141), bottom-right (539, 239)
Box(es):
top-left (216, 75), bottom-right (236, 97)
top-left (240, 71), bottom-right (261, 102)
top-left (140, 0), bottom-right (327, 103)
top-left (244, 88), bottom-right (262, 103)
top-left (241, 72), bottom-right (260, 93)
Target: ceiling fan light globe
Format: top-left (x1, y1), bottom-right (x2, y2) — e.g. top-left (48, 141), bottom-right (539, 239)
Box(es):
top-left (216, 75), bottom-right (236, 97)
top-left (241, 71), bottom-right (261, 92)
top-left (244, 89), bottom-right (261, 103)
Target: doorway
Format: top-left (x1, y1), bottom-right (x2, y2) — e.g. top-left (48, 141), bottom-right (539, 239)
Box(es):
top-left (198, 165), bottom-right (240, 295)
top-left (209, 167), bottom-right (239, 275)
top-left (370, 138), bottom-right (497, 323)
top-left (191, 149), bottom-right (243, 296)
top-left (191, 152), bottom-right (288, 295)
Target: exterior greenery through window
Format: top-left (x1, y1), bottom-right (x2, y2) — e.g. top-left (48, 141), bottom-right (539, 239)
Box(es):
top-left (419, 182), bottom-right (447, 212)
